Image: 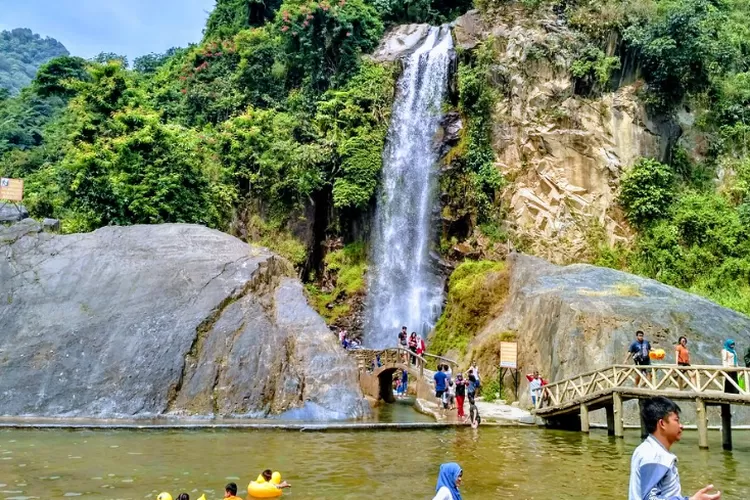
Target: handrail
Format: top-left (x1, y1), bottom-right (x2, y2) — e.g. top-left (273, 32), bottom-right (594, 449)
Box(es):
top-left (535, 364), bottom-right (750, 411)
top-left (421, 352), bottom-right (459, 367)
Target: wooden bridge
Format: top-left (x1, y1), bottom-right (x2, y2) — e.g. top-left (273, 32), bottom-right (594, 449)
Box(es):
top-left (534, 364), bottom-right (750, 450)
top-left (349, 347), bottom-right (458, 403)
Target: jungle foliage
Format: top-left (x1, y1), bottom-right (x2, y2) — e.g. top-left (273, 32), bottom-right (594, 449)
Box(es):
top-left (0, 29), bottom-right (68, 95)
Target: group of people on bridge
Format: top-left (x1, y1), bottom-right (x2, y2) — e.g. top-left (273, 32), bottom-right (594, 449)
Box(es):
top-left (624, 330), bottom-right (747, 391)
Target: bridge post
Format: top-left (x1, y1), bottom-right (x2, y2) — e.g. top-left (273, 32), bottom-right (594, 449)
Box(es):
top-left (721, 404), bottom-right (732, 451)
top-left (638, 399), bottom-right (648, 440)
top-left (613, 393), bottom-right (624, 438)
top-left (605, 404), bottom-right (615, 436)
top-left (695, 398), bottom-right (709, 450)
top-left (580, 404), bottom-right (590, 433)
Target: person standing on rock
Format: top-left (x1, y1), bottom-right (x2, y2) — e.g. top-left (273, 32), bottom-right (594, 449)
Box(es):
top-left (526, 370), bottom-right (543, 407)
top-left (625, 330), bottom-right (652, 387)
top-left (401, 369), bottom-right (409, 396)
top-left (455, 373), bottom-right (467, 418)
top-left (629, 396), bottom-right (721, 500)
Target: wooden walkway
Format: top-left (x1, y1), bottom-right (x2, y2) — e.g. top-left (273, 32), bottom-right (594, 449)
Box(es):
top-left (533, 364), bottom-right (750, 450)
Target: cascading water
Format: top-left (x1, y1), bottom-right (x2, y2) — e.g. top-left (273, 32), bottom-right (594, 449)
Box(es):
top-left (364, 26), bottom-right (453, 348)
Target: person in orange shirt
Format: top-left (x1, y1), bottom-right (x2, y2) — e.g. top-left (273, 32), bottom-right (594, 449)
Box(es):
top-left (675, 336), bottom-right (695, 389)
top-left (224, 483), bottom-right (242, 500)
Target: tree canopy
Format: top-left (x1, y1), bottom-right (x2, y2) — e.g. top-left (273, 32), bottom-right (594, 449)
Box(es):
top-left (0, 28), bottom-right (69, 95)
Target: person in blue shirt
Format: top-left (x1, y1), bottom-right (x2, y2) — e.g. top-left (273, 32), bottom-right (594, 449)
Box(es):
top-left (629, 396), bottom-right (721, 500)
top-left (625, 330), bottom-right (652, 387)
top-left (434, 364), bottom-right (449, 403)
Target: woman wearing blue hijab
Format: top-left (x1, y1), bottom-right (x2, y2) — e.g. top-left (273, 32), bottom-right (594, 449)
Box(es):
top-left (722, 339), bottom-right (739, 393)
top-left (433, 462), bottom-right (463, 500)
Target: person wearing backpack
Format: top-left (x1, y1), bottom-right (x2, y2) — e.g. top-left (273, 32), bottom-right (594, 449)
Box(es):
top-left (625, 330), bottom-right (652, 387)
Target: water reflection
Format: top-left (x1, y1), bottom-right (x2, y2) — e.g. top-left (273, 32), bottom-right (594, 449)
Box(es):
top-left (0, 428), bottom-right (749, 499)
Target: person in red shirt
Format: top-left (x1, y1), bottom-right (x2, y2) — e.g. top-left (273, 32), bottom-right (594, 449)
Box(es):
top-left (454, 373), bottom-right (468, 418)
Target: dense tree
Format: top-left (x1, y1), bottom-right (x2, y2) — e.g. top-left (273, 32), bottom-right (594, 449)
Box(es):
top-left (0, 28), bottom-right (68, 95)
top-left (133, 48), bottom-right (182, 74)
top-left (33, 56), bottom-right (89, 97)
top-left (205, 0), bottom-right (285, 39)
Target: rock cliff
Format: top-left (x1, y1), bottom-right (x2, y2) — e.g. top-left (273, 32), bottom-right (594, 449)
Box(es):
top-left (0, 221), bottom-right (368, 419)
top-left (467, 254), bottom-right (750, 423)
top-left (453, 9), bottom-right (680, 262)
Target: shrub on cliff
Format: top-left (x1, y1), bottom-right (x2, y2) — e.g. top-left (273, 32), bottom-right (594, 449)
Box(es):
top-left (619, 158), bottom-right (675, 228)
top-left (429, 260), bottom-right (508, 356)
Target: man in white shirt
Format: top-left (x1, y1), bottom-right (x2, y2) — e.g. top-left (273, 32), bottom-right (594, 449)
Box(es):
top-left (629, 396), bottom-right (721, 500)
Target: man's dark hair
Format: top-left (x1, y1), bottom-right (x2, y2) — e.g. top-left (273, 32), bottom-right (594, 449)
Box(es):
top-left (262, 469), bottom-right (273, 481)
top-left (636, 330), bottom-right (644, 336)
top-left (225, 483), bottom-right (238, 496)
top-left (402, 326), bottom-right (407, 329)
top-left (177, 494), bottom-right (189, 500)
top-left (641, 396), bottom-right (681, 434)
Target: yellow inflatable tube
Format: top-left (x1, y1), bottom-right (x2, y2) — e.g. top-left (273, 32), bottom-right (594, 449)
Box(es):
top-left (248, 472), bottom-right (283, 498)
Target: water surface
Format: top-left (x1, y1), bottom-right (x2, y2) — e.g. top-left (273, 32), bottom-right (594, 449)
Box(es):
top-left (1, 427), bottom-right (749, 499)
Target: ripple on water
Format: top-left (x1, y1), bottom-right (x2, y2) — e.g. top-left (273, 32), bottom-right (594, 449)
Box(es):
top-left (63, 493), bottom-right (82, 497)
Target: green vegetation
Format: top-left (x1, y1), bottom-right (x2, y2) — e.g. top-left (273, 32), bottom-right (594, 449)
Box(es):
top-left (0, 0), bottom-right (401, 239)
top-left (0, 29), bottom-right (68, 95)
top-left (246, 215), bottom-right (308, 266)
top-left (441, 39), bottom-right (506, 242)
top-left (430, 260), bottom-right (508, 355)
top-left (305, 242), bottom-right (367, 323)
top-left (619, 158), bottom-right (676, 228)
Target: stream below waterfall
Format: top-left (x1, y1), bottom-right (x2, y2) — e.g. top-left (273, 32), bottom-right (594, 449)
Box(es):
top-left (1, 426), bottom-right (749, 499)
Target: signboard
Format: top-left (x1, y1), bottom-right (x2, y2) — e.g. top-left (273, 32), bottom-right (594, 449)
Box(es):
top-left (500, 341), bottom-right (518, 368)
top-left (0, 178), bottom-right (23, 202)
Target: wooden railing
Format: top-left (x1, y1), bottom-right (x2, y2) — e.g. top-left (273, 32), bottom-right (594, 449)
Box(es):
top-left (350, 347), bottom-right (426, 374)
top-left (536, 365), bottom-right (750, 410)
top-left (421, 352), bottom-right (459, 370)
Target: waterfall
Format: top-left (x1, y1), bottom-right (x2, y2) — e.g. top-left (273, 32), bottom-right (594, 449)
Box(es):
top-left (364, 26), bottom-right (453, 348)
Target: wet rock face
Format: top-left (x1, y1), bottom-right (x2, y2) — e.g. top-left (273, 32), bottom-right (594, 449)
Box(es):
top-left (371, 24), bottom-right (432, 62)
top-left (0, 222), bottom-right (368, 419)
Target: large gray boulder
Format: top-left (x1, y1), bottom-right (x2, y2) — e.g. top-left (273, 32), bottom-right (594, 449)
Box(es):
top-left (0, 203), bottom-right (29, 224)
top-left (472, 254), bottom-right (750, 423)
top-left (0, 222), bottom-right (368, 419)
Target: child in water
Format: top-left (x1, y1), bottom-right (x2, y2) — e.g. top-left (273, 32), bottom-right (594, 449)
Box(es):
top-left (468, 396), bottom-right (481, 428)
top-left (261, 470), bottom-right (291, 489)
top-left (224, 483), bottom-right (243, 500)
